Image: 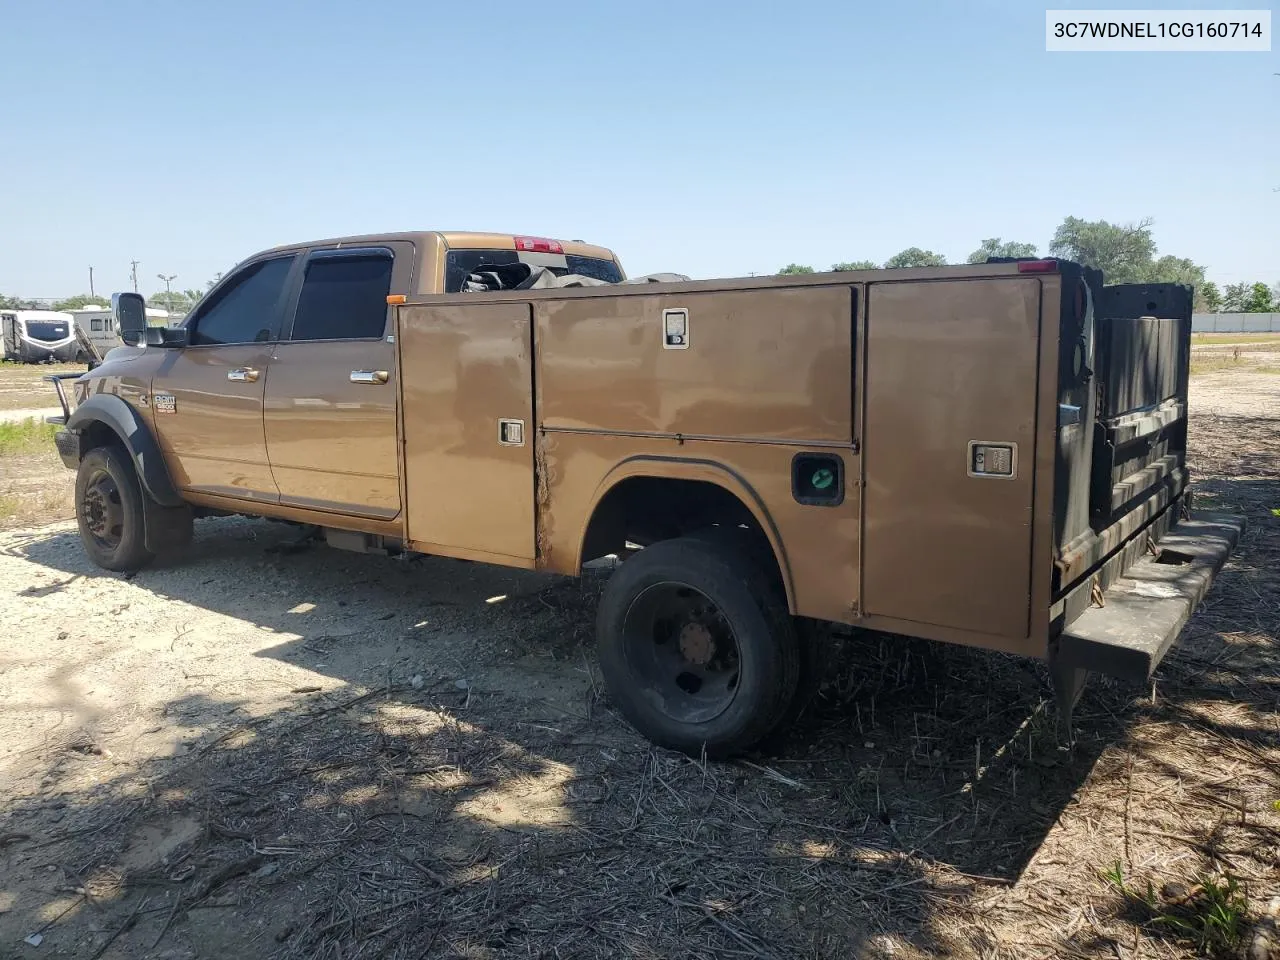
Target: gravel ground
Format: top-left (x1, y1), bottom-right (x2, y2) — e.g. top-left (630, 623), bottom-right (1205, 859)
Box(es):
top-left (0, 368), bottom-right (1276, 959)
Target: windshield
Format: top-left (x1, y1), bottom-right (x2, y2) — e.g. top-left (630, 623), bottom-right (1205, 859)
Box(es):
top-left (444, 249), bottom-right (623, 293)
top-left (24, 320), bottom-right (71, 342)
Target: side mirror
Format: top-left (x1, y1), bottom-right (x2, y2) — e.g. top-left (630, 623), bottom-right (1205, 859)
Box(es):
top-left (144, 327), bottom-right (189, 348)
top-left (112, 292), bottom-right (148, 346)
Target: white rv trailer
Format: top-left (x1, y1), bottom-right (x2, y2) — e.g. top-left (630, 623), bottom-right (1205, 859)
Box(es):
top-left (0, 310), bottom-right (83, 362)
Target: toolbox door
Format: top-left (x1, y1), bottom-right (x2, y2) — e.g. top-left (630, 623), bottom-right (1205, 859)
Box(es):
top-left (398, 302), bottom-right (536, 563)
top-left (862, 278), bottom-right (1042, 639)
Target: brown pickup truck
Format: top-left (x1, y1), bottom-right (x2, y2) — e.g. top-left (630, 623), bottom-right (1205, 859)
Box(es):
top-left (48, 230), bottom-right (1242, 757)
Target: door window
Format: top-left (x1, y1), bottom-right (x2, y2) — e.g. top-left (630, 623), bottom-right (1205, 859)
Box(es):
top-left (188, 256), bottom-right (295, 346)
top-left (290, 254), bottom-right (393, 341)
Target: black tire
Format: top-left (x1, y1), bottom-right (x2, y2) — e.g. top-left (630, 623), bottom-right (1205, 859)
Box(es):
top-left (596, 535), bottom-right (800, 758)
top-left (688, 526), bottom-right (827, 749)
top-left (75, 446), bottom-right (154, 572)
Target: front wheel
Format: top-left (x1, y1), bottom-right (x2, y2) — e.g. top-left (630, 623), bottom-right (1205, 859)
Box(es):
top-left (75, 447), bottom-right (154, 572)
top-left (595, 536), bottom-right (799, 758)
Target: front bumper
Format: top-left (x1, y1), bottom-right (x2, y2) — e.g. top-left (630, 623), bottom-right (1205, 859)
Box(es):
top-left (54, 429), bottom-right (80, 470)
top-left (1055, 512), bottom-right (1244, 681)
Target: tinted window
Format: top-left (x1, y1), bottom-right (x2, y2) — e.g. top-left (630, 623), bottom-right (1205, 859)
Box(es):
top-left (26, 321), bottom-right (70, 341)
top-left (565, 255), bottom-right (624, 283)
top-left (290, 255), bottom-right (392, 341)
top-left (91, 318), bottom-right (103, 331)
top-left (443, 249), bottom-right (623, 293)
top-left (190, 257), bottom-right (294, 346)
top-left (444, 250), bottom-right (518, 293)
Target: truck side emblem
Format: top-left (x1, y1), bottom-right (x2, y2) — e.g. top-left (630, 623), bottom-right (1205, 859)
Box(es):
top-left (154, 392), bottom-right (177, 415)
top-left (662, 308), bottom-right (689, 349)
top-left (967, 441), bottom-right (1016, 479)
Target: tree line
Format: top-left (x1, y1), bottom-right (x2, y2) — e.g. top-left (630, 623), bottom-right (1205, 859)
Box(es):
top-left (0, 274), bottom-right (223, 315)
top-left (778, 217), bottom-right (1278, 314)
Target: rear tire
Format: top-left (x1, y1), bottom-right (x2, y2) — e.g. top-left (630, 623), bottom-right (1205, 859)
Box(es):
top-left (595, 535), bottom-right (799, 758)
top-left (75, 446), bottom-right (154, 572)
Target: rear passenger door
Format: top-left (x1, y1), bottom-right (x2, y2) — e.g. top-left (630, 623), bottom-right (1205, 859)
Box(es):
top-left (263, 244), bottom-right (411, 519)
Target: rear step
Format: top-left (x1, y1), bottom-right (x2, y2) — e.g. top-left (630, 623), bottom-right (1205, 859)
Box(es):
top-left (1053, 513), bottom-right (1244, 711)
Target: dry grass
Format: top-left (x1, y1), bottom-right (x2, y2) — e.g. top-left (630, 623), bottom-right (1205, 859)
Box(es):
top-left (1189, 347), bottom-right (1280, 377)
top-left (0, 396), bottom-right (1275, 957)
top-left (1191, 333), bottom-right (1280, 346)
top-left (0, 442), bottom-right (74, 527)
top-left (0, 359), bottom-right (85, 411)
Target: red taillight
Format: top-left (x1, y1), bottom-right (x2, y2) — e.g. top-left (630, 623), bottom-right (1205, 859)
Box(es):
top-left (514, 236), bottom-right (564, 254)
top-left (1016, 259), bottom-right (1058, 273)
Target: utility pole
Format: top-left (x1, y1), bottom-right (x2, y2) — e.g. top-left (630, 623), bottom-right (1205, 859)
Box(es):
top-left (130, 260), bottom-right (139, 293)
top-left (89, 266), bottom-right (95, 298)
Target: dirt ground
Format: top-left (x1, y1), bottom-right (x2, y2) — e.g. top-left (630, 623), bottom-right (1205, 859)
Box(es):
top-left (0, 362), bottom-right (84, 415)
top-left (0, 356), bottom-right (1276, 959)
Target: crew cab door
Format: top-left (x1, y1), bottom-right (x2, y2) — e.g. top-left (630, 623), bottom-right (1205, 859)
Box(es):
top-left (150, 255), bottom-right (296, 502)
top-left (262, 244), bottom-right (409, 519)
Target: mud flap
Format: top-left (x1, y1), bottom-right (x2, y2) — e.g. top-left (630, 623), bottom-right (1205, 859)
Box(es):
top-left (142, 497), bottom-right (193, 554)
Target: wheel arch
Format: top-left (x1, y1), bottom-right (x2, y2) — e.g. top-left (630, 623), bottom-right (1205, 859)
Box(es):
top-left (574, 455), bottom-right (796, 613)
top-left (67, 394), bottom-right (185, 507)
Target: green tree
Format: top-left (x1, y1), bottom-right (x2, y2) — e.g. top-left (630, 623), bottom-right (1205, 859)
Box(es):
top-left (1048, 217), bottom-right (1157, 283)
top-left (1198, 280), bottom-right (1223, 313)
top-left (884, 247), bottom-right (947, 269)
top-left (0, 294), bottom-right (35, 310)
top-left (966, 238), bottom-right (1038, 264)
top-left (1219, 281), bottom-right (1274, 313)
top-left (52, 294), bottom-right (108, 311)
top-left (1242, 281), bottom-right (1275, 313)
top-left (150, 291), bottom-right (194, 314)
top-left (831, 260), bottom-right (879, 271)
top-left (778, 264), bottom-right (816, 275)
top-left (1222, 282), bottom-right (1248, 313)
top-left (1146, 255), bottom-right (1205, 287)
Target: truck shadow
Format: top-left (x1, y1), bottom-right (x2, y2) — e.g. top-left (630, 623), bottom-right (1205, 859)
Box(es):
top-left (5, 463), bottom-right (1275, 957)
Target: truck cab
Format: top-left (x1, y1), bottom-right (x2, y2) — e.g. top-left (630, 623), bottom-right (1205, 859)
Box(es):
top-left (55, 231), bottom-right (623, 519)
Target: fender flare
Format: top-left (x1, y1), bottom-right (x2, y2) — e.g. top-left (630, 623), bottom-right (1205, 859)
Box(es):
top-left (67, 394), bottom-right (185, 507)
top-left (576, 454), bottom-right (796, 613)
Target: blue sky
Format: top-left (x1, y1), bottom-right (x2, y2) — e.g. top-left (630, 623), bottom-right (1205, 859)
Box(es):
top-left (1, 0), bottom-right (1275, 298)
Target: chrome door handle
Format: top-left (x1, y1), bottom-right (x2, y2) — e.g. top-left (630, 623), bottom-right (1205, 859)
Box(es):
top-left (350, 370), bottom-right (389, 384)
top-left (227, 367), bottom-right (259, 382)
